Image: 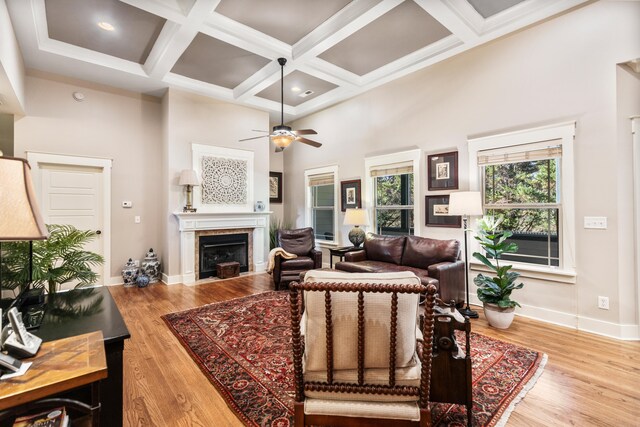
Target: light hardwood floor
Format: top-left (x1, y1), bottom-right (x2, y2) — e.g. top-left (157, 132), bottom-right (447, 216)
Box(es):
top-left (109, 274), bottom-right (640, 427)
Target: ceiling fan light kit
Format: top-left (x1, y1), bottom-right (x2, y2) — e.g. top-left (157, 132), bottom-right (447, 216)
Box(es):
top-left (239, 58), bottom-right (321, 151)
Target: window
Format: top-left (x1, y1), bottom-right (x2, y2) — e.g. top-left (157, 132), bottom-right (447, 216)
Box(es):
top-left (480, 143), bottom-right (561, 267)
top-left (364, 150), bottom-right (422, 237)
top-left (305, 166), bottom-right (338, 244)
top-left (373, 170), bottom-right (414, 235)
top-left (469, 122), bottom-right (576, 276)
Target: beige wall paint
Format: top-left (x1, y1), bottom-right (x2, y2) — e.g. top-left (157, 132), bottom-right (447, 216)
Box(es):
top-left (13, 74), bottom-right (163, 282)
top-left (161, 89), bottom-right (270, 280)
top-left (269, 146), bottom-right (284, 222)
top-left (0, 0), bottom-right (25, 114)
top-left (287, 1), bottom-right (640, 338)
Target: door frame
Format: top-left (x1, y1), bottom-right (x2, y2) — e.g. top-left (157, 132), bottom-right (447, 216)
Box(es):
top-left (26, 152), bottom-right (112, 286)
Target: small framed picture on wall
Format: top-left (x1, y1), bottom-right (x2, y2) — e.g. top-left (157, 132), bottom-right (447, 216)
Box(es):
top-left (341, 179), bottom-right (361, 211)
top-left (428, 151), bottom-right (458, 191)
top-left (269, 171), bottom-right (283, 203)
top-left (425, 195), bottom-right (461, 228)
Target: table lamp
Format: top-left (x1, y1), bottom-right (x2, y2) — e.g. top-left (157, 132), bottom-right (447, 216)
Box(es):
top-left (0, 157), bottom-right (49, 290)
top-left (448, 191), bottom-right (483, 318)
top-left (343, 208), bottom-right (369, 247)
top-left (179, 170), bottom-right (200, 213)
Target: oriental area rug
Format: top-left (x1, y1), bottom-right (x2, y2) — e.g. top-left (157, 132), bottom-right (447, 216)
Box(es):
top-left (163, 292), bottom-right (547, 427)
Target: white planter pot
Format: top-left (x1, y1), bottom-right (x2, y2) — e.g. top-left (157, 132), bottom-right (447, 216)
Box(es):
top-left (483, 303), bottom-right (516, 329)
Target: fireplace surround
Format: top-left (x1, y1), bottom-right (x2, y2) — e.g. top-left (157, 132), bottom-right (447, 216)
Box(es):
top-left (174, 212), bottom-right (269, 285)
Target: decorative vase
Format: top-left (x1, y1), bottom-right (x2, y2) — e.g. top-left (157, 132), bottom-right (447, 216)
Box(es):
top-left (483, 303), bottom-right (516, 329)
top-left (136, 274), bottom-right (150, 288)
top-left (141, 248), bottom-right (161, 284)
top-left (122, 258), bottom-right (139, 287)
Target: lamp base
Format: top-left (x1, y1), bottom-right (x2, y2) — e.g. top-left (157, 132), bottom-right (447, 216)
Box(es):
top-left (348, 226), bottom-right (365, 247)
top-left (458, 305), bottom-right (479, 319)
top-left (183, 206), bottom-right (197, 213)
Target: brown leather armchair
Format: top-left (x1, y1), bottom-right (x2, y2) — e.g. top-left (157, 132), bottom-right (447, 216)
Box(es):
top-left (273, 227), bottom-right (322, 290)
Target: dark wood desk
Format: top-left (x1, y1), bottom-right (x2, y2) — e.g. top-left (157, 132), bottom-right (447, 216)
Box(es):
top-left (0, 331), bottom-right (107, 426)
top-left (35, 287), bottom-right (130, 427)
top-left (328, 246), bottom-right (361, 268)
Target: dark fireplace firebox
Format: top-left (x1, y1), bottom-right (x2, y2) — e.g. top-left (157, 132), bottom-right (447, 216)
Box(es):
top-left (199, 233), bottom-right (249, 279)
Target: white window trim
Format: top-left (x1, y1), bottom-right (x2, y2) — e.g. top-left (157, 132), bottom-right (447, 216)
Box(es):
top-left (364, 149), bottom-right (423, 236)
top-left (304, 165), bottom-right (339, 248)
top-left (468, 122), bottom-right (576, 283)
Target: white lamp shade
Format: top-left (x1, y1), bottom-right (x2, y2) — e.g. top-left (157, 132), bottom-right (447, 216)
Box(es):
top-left (179, 169), bottom-right (200, 186)
top-left (344, 208), bottom-right (370, 226)
top-left (448, 191), bottom-right (483, 216)
top-left (0, 157), bottom-right (48, 241)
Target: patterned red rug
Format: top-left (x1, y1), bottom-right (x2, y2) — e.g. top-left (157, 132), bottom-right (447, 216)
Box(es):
top-left (163, 292), bottom-right (546, 427)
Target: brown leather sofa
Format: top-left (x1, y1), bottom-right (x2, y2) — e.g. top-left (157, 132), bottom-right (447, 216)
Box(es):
top-left (273, 227), bottom-right (323, 290)
top-left (335, 233), bottom-right (465, 305)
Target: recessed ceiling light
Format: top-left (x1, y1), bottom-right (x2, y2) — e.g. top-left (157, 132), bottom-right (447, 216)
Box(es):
top-left (97, 22), bottom-right (115, 31)
top-left (291, 87), bottom-right (301, 92)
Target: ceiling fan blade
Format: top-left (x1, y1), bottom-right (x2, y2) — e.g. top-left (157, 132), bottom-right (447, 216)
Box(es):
top-left (239, 135), bottom-right (269, 141)
top-left (252, 129), bottom-right (269, 133)
top-left (275, 146), bottom-right (284, 153)
top-left (296, 136), bottom-right (322, 148)
top-left (292, 129), bottom-right (317, 136)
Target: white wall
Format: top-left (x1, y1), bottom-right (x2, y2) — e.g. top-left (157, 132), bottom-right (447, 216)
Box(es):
top-left (0, 0), bottom-right (25, 114)
top-left (287, 1), bottom-right (640, 338)
top-left (161, 89), bottom-right (270, 281)
top-left (13, 72), bottom-right (163, 282)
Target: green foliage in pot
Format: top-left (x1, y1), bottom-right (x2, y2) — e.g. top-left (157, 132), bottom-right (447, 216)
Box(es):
top-left (472, 216), bottom-right (524, 309)
top-left (269, 218), bottom-right (292, 250)
top-left (1, 224), bottom-right (104, 295)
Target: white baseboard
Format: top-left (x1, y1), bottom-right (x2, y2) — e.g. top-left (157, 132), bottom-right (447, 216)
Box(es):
top-left (162, 273), bottom-right (183, 285)
top-left (469, 293), bottom-right (639, 340)
top-left (108, 276), bottom-right (123, 286)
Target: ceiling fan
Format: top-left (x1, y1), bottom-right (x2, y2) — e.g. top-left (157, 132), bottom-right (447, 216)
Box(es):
top-left (239, 58), bottom-right (321, 152)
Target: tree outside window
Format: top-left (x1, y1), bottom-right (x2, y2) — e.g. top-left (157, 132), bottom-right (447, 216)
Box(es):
top-left (374, 173), bottom-right (414, 235)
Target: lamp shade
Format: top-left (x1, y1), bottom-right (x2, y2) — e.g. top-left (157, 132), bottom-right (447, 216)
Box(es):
top-left (343, 208), bottom-right (370, 226)
top-left (0, 157), bottom-right (48, 241)
top-left (178, 169), bottom-right (200, 186)
top-left (448, 191), bottom-right (483, 216)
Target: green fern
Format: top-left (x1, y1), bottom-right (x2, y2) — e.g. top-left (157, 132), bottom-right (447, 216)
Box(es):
top-left (1, 224), bottom-right (104, 294)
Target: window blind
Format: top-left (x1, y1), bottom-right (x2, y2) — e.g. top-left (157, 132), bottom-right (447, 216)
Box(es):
top-left (369, 162), bottom-right (413, 177)
top-left (308, 174), bottom-right (334, 187)
top-left (477, 140), bottom-right (562, 166)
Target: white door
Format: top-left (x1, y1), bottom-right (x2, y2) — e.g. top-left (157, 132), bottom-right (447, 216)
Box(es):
top-left (27, 153), bottom-right (112, 288)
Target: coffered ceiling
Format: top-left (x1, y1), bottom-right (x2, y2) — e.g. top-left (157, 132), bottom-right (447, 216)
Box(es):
top-left (5, 0), bottom-right (589, 122)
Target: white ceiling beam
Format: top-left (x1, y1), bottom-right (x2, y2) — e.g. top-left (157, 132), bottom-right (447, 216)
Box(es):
top-left (233, 61), bottom-right (283, 102)
top-left (298, 58), bottom-right (361, 88)
top-left (202, 13), bottom-right (291, 60)
top-left (292, 0), bottom-right (403, 61)
top-left (143, 0), bottom-right (221, 80)
top-left (119, 0), bottom-right (199, 24)
top-left (413, 0), bottom-right (479, 43)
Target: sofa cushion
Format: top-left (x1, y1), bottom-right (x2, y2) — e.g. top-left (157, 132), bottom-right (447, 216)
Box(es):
top-left (364, 233), bottom-right (406, 265)
top-left (334, 260), bottom-right (391, 273)
top-left (302, 270), bottom-right (421, 371)
top-left (280, 256), bottom-right (314, 270)
top-left (402, 235), bottom-right (460, 269)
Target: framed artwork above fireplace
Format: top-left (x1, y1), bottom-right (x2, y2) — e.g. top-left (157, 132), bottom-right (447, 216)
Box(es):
top-left (191, 144), bottom-right (255, 213)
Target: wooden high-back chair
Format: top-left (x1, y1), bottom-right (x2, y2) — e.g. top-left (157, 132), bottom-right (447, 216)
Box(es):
top-left (430, 301), bottom-right (473, 426)
top-left (289, 270), bottom-right (437, 427)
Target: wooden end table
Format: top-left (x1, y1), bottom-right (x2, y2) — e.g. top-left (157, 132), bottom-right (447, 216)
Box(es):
top-left (329, 246), bottom-right (362, 268)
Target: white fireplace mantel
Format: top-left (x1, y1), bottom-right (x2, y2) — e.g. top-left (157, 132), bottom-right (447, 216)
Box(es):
top-left (173, 211), bottom-right (271, 285)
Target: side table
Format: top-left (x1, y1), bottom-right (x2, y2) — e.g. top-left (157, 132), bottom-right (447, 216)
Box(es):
top-left (0, 331), bottom-right (107, 426)
top-left (329, 246), bottom-right (362, 268)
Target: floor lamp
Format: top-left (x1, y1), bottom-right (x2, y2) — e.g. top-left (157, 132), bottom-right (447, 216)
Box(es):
top-left (0, 157), bottom-right (49, 294)
top-left (448, 191), bottom-right (483, 319)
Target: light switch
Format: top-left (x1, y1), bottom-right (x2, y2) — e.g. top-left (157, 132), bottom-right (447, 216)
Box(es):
top-left (122, 201), bottom-right (132, 208)
top-left (584, 216), bottom-right (607, 229)
top-left (135, 216), bottom-right (141, 224)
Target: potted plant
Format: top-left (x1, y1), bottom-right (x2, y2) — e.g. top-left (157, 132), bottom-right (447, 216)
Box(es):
top-left (1, 224), bottom-right (104, 295)
top-left (472, 216), bottom-right (524, 329)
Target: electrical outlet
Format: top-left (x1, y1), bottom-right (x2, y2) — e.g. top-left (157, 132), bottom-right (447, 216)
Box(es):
top-left (134, 215), bottom-right (141, 224)
top-left (133, 259), bottom-right (140, 267)
top-left (597, 296), bottom-right (609, 310)
top-left (584, 217), bottom-right (607, 229)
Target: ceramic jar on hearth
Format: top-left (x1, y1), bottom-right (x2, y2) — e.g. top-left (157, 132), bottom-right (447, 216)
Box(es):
top-left (122, 258), bottom-right (139, 287)
top-left (141, 248), bottom-right (161, 284)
